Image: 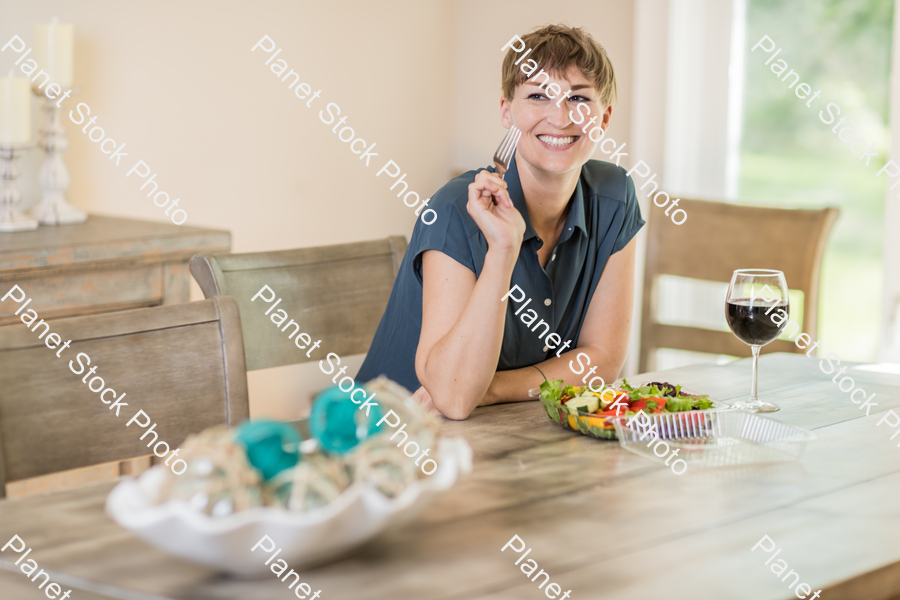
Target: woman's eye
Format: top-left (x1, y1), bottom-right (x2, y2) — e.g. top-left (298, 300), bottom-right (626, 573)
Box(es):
top-left (528, 93), bottom-right (548, 100)
top-left (570, 95), bottom-right (590, 102)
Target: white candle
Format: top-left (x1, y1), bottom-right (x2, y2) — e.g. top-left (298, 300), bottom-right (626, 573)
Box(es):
top-left (34, 20), bottom-right (73, 88)
top-left (0, 74), bottom-right (31, 145)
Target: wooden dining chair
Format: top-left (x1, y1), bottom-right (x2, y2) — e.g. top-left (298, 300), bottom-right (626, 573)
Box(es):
top-left (189, 236), bottom-right (407, 370)
top-left (639, 198), bottom-right (839, 372)
top-left (0, 296), bottom-right (249, 497)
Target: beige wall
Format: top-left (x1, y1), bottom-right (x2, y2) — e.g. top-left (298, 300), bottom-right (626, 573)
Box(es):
top-left (2, 1), bottom-right (635, 420)
top-left (6, 0), bottom-right (454, 248)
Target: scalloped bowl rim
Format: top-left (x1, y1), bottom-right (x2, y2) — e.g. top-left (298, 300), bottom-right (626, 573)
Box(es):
top-left (106, 437), bottom-right (473, 536)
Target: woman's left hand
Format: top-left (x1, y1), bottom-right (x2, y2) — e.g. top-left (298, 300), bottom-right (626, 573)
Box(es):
top-left (412, 386), bottom-right (443, 417)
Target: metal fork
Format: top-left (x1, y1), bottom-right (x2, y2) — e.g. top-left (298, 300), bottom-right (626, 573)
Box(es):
top-left (492, 126), bottom-right (522, 180)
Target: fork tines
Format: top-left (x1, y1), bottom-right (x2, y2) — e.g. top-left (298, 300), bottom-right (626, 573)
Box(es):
top-left (493, 126), bottom-right (522, 179)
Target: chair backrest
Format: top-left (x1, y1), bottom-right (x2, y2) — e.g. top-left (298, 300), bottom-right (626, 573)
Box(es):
top-left (0, 296), bottom-right (248, 496)
top-left (639, 198), bottom-right (839, 372)
top-left (189, 236), bottom-right (408, 371)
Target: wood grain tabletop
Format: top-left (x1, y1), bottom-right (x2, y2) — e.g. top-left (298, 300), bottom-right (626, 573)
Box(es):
top-left (2, 353), bottom-right (899, 600)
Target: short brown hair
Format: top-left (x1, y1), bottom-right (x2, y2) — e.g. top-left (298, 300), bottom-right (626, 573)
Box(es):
top-left (501, 24), bottom-right (618, 107)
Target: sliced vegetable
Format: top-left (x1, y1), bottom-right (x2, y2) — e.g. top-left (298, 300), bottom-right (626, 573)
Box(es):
top-left (645, 397), bottom-right (667, 411)
top-left (596, 390), bottom-right (626, 409)
top-left (566, 395), bottom-right (599, 415)
top-left (594, 408), bottom-right (625, 418)
top-left (540, 379), bottom-right (580, 404)
top-left (559, 385), bottom-right (579, 403)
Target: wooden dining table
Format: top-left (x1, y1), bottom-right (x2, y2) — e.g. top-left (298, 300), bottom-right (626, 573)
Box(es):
top-left (2, 352), bottom-right (900, 600)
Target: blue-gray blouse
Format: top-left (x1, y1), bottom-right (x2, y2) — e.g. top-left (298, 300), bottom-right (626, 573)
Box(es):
top-left (356, 155), bottom-right (644, 393)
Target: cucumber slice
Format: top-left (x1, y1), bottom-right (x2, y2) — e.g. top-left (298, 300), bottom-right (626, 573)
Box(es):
top-left (566, 395), bottom-right (599, 415)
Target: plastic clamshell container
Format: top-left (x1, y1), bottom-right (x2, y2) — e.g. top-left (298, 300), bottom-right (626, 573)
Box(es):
top-left (611, 409), bottom-right (816, 467)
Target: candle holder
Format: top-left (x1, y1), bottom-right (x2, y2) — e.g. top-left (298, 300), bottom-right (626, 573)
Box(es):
top-left (0, 144), bottom-right (38, 232)
top-left (29, 90), bottom-right (86, 225)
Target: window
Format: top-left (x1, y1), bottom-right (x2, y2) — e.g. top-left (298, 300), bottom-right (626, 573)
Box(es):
top-left (736, 0), bottom-right (893, 361)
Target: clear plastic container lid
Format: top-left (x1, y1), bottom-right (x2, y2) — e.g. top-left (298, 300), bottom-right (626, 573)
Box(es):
top-left (610, 409), bottom-right (816, 468)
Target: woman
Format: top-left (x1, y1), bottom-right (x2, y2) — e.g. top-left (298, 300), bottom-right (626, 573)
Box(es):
top-left (356, 24), bottom-right (643, 420)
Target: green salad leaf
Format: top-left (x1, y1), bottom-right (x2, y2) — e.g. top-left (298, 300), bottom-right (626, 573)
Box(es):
top-left (625, 383), bottom-right (665, 400)
top-left (560, 385), bottom-right (579, 402)
top-left (539, 379), bottom-right (578, 403)
top-left (623, 379), bottom-right (715, 412)
top-left (539, 379), bottom-right (564, 402)
top-left (664, 396), bottom-right (692, 412)
top-left (691, 395), bottom-right (714, 410)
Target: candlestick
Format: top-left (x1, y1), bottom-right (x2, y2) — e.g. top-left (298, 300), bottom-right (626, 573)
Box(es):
top-left (0, 75), bottom-right (31, 146)
top-left (0, 144), bottom-right (39, 232)
top-left (34, 20), bottom-right (73, 88)
top-left (29, 91), bottom-right (86, 225)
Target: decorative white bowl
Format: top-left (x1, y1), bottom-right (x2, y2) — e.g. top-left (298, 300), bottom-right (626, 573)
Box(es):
top-left (106, 437), bottom-right (472, 576)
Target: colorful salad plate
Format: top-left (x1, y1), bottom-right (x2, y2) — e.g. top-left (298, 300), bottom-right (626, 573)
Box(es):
top-left (532, 379), bottom-right (727, 441)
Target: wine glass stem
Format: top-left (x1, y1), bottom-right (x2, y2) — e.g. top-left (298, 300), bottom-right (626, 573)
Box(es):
top-left (750, 345), bottom-right (761, 402)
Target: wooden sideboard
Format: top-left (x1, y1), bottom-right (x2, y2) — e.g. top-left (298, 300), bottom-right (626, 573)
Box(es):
top-left (0, 214), bottom-right (231, 325)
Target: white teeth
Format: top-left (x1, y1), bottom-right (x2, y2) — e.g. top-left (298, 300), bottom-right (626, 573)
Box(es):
top-left (538, 135), bottom-right (576, 147)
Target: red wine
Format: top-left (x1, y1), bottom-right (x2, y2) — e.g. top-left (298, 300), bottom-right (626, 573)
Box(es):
top-left (725, 299), bottom-right (789, 345)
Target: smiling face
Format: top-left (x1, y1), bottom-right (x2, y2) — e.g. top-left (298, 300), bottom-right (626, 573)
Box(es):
top-left (500, 65), bottom-right (612, 179)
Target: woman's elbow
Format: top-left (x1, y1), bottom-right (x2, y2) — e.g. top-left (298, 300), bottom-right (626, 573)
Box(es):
top-left (415, 358), bottom-right (477, 419)
top-left (429, 389), bottom-right (477, 420)
top-left (437, 402), bottom-right (473, 421)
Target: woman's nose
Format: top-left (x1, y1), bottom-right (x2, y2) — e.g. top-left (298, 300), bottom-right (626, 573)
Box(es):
top-left (545, 96), bottom-right (573, 128)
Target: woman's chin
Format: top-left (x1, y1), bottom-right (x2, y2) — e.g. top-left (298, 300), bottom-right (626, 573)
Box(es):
top-left (528, 156), bottom-right (588, 177)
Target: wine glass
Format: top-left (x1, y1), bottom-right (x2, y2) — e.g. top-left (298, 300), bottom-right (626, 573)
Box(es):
top-left (725, 269), bottom-right (789, 413)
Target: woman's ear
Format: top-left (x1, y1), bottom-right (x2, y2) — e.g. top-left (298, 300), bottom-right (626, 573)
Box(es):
top-left (600, 103), bottom-right (613, 130)
top-left (500, 95), bottom-right (512, 129)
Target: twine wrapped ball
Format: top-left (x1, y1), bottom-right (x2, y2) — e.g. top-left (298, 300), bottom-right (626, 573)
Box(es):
top-left (152, 376), bottom-right (442, 514)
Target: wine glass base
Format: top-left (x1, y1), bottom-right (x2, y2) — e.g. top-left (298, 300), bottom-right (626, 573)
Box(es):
top-left (727, 400), bottom-right (780, 413)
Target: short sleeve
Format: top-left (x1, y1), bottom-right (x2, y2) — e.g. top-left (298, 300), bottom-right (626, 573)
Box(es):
top-left (612, 175), bottom-right (645, 253)
top-left (410, 189), bottom-right (477, 285)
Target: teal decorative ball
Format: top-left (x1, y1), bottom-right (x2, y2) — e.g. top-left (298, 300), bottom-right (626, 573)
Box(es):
top-left (235, 420), bottom-right (301, 480)
top-left (310, 385), bottom-right (383, 454)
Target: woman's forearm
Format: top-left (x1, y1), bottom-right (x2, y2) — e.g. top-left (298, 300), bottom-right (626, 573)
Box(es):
top-left (419, 247), bottom-right (518, 419)
top-left (483, 345), bottom-right (624, 406)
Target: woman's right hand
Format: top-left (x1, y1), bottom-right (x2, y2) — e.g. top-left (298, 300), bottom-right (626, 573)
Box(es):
top-left (466, 170), bottom-right (526, 255)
